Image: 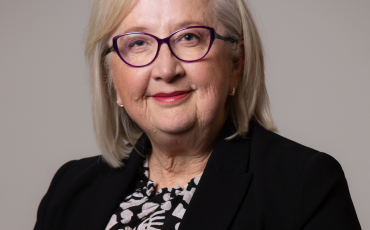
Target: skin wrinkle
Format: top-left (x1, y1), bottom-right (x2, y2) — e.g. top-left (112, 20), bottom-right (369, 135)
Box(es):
top-left (109, 0), bottom-right (242, 190)
top-left (148, 151), bottom-right (211, 186)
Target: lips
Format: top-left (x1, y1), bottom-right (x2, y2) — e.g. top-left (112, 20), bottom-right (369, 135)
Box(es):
top-left (153, 91), bottom-right (190, 97)
top-left (152, 90), bottom-right (191, 103)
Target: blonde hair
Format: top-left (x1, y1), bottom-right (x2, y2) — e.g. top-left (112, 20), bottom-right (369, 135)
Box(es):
top-left (85, 0), bottom-right (276, 168)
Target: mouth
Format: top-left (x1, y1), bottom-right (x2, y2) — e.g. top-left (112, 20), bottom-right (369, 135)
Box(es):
top-left (151, 90), bottom-right (192, 103)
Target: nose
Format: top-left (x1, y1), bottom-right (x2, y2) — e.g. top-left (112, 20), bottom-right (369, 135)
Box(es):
top-left (151, 43), bottom-right (185, 82)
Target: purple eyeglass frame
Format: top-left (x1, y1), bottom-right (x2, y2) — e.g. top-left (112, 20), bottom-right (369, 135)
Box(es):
top-left (105, 26), bottom-right (237, 67)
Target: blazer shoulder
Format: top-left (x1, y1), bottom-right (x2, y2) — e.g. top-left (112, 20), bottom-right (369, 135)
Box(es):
top-left (60, 155), bottom-right (105, 174)
top-left (249, 122), bottom-right (338, 177)
top-left (246, 123), bottom-right (361, 229)
top-left (35, 156), bottom-right (105, 229)
top-left (295, 148), bottom-right (361, 229)
top-left (251, 122), bottom-right (321, 164)
top-left (52, 155), bottom-right (120, 189)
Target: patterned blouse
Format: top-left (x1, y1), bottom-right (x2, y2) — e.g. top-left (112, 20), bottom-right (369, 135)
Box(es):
top-left (105, 160), bottom-right (200, 230)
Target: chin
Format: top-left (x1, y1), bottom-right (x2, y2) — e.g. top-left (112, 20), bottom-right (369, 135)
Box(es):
top-left (152, 116), bottom-right (197, 136)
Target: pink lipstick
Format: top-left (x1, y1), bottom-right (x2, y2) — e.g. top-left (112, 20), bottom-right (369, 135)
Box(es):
top-left (152, 91), bottom-right (191, 103)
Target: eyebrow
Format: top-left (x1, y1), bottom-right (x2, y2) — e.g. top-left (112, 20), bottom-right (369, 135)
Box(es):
top-left (121, 26), bottom-right (150, 34)
top-left (121, 20), bottom-right (207, 35)
top-left (175, 20), bottom-right (208, 29)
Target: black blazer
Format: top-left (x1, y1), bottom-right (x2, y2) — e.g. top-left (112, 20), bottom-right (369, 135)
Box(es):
top-left (34, 121), bottom-right (361, 230)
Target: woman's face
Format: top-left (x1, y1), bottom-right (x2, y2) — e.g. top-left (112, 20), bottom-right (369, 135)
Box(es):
top-left (109, 0), bottom-right (241, 139)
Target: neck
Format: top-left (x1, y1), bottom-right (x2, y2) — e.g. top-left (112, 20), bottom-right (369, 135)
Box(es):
top-left (148, 149), bottom-right (211, 190)
top-left (145, 119), bottom-right (224, 191)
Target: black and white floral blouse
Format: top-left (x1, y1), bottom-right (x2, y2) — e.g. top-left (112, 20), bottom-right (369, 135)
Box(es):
top-left (105, 160), bottom-right (200, 230)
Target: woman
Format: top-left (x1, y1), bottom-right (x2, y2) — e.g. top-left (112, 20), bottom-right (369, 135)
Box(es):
top-left (34, 0), bottom-right (361, 229)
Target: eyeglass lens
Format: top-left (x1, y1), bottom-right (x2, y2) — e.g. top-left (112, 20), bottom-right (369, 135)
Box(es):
top-left (116, 27), bottom-right (212, 66)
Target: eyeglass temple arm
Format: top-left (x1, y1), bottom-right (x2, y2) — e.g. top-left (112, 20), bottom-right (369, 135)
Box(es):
top-left (104, 46), bottom-right (115, 56)
top-left (215, 32), bottom-right (238, 43)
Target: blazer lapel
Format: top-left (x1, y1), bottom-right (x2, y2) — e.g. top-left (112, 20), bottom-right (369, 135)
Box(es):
top-left (66, 136), bottom-right (150, 230)
top-left (180, 168), bottom-right (253, 230)
top-left (180, 122), bottom-right (254, 230)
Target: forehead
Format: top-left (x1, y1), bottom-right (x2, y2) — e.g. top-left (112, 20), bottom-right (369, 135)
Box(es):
top-left (117, 0), bottom-right (216, 34)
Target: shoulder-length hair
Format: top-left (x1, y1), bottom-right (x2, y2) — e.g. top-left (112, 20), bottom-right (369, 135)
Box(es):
top-left (85, 0), bottom-right (276, 168)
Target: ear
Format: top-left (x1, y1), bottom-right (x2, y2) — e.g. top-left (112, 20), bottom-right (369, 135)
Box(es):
top-left (230, 41), bottom-right (245, 91)
top-left (111, 68), bottom-right (124, 107)
top-left (116, 90), bottom-right (124, 107)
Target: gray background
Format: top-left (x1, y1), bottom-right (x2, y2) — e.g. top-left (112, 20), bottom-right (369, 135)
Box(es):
top-left (0, 0), bottom-right (368, 229)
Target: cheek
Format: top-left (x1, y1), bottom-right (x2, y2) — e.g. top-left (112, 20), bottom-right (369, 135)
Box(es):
top-left (186, 59), bottom-right (232, 120)
top-left (111, 63), bottom-right (152, 127)
top-left (111, 58), bottom-right (149, 105)
top-left (190, 58), bottom-right (231, 99)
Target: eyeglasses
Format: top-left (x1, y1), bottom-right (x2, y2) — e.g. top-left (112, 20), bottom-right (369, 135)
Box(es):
top-left (105, 26), bottom-right (237, 67)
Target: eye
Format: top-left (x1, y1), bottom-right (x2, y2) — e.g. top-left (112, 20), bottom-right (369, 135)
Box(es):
top-left (180, 33), bottom-right (200, 41)
top-left (129, 40), bottom-right (147, 48)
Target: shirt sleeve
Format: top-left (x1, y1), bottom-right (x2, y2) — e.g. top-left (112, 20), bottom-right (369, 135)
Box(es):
top-left (295, 152), bottom-right (362, 230)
